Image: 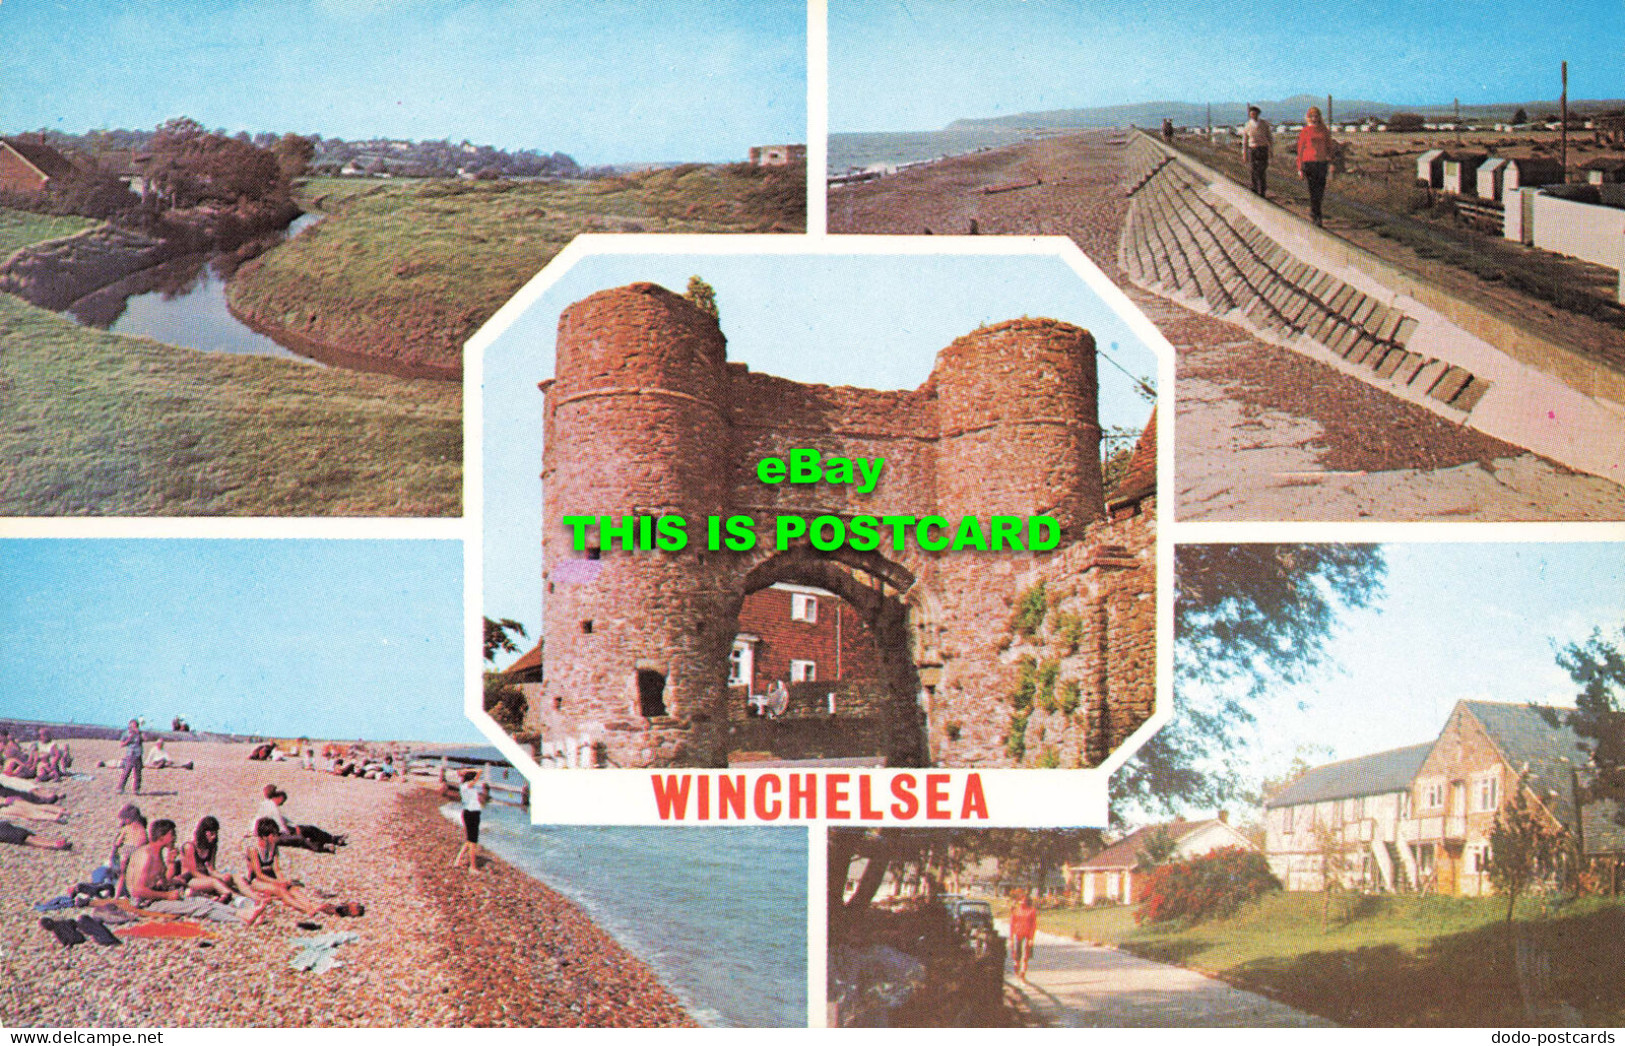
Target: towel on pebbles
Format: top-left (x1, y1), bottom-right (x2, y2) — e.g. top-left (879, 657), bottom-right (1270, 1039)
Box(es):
top-left (289, 931), bottom-right (359, 974)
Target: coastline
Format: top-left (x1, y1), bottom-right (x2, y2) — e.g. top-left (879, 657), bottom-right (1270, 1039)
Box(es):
top-left (0, 738), bottom-right (692, 1028)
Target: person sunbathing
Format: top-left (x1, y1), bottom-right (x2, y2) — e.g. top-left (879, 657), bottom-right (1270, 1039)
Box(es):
top-left (144, 738), bottom-right (194, 771)
top-left (0, 819), bottom-right (69, 850)
top-left (128, 819), bottom-right (250, 923)
top-left (257, 785), bottom-right (346, 852)
top-left (176, 816), bottom-right (249, 900)
top-left (0, 795), bottom-right (66, 823)
top-left (243, 818), bottom-right (359, 923)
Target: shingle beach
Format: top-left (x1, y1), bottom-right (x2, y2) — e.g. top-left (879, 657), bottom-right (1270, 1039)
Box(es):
top-left (0, 738), bottom-right (694, 1027)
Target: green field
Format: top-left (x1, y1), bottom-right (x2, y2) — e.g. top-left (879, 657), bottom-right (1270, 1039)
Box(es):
top-left (0, 295), bottom-right (460, 515)
top-left (230, 164), bottom-right (806, 373)
top-left (0, 211), bottom-right (100, 258)
top-left (1033, 892), bottom-right (1625, 1026)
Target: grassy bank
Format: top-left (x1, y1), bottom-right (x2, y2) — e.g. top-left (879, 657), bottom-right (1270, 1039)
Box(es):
top-left (230, 165), bottom-right (806, 374)
top-left (0, 211), bottom-right (100, 257)
top-left (0, 295), bottom-right (459, 515)
top-left (1041, 892), bottom-right (1625, 1026)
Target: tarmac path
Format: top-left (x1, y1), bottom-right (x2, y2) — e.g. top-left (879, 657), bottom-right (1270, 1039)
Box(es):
top-left (831, 131), bottom-right (1625, 521)
top-left (1010, 931), bottom-right (1333, 1028)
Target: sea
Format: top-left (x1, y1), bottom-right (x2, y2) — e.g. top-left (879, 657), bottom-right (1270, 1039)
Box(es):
top-left (828, 127), bottom-right (1068, 176)
top-left (448, 802), bottom-right (808, 1028)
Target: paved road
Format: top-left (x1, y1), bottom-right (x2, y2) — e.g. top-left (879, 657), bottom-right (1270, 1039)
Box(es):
top-left (1010, 931), bottom-right (1333, 1028)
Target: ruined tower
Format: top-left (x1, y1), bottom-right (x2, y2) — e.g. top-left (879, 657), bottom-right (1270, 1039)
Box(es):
top-left (535, 282), bottom-right (1153, 769)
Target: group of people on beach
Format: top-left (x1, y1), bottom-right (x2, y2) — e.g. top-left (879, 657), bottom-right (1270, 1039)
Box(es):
top-left (249, 737), bottom-right (405, 782)
top-left (109, 799), bottom-right (361, 926)
top-left (1239, 104), bottom-right (1339, 226)
top-left (2, 727), bottom-right (73, 784)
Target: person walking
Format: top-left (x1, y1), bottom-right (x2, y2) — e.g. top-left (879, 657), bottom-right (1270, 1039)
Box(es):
top-left (1009, 890), bottom-right (1039, 980)
top-left (1296, 106), bottom-right (1337, 226)
top-left (116, 719), bottom-right (144, 795)
top-left (1242, 105), bottom-right (1273, 197)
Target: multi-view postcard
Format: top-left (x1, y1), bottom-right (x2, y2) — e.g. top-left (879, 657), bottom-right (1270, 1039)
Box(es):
top-left (3, 0), bottom-right (1625, 1035)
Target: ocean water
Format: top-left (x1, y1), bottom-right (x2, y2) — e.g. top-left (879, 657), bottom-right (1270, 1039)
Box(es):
top-left (828, 127), bottom-right (1057, 175)
top-left (457, 804), bottom-right (808, 1028)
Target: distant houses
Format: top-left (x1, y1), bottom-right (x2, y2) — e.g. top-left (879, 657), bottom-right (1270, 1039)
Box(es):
top-left (749, 143), bottom-right (806, 167)
top-left (1068, 815), bottom-right (1256, 905)
top-left (1263, 700), bottom-right (1625, 897)
top-left (0, 136), bottom-right (77, 195)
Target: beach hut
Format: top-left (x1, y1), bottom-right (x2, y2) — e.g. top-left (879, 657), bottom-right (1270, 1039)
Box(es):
top-left (1441, 153), bottom-right (1488, 196)
top-left (1504, 157), bottom-right (1565, 195)
top-left (1415, 148), bottom-right (1447, 188)
top-left (1583, 159), bottom-right (1625, 186)
top-left (1476, 157), bottom-right (1509, 201)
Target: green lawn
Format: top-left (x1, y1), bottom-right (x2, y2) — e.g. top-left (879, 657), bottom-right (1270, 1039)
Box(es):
top-left (1035, 892), bottom-right (1625, 1026)
top-left (231, 165), bottom-right (806, 373)
top-left (0, 295), bottom-right (460, 515)
top-left (0, 210), bottom-right (100, 257)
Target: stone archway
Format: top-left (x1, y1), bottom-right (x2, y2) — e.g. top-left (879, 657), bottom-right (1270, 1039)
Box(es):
top-left (718, 546), bottom-right (930, 766)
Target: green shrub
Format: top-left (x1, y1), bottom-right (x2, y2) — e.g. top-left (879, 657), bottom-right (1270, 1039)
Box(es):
top-left (1006, 711), bottom-right (1030, 761)
top-left (1010, 581), bottom-right (1047, 636)
top-left (1058, 679), bottom-right (1082, 716)
top-left (1010, 656), bottom-right (1037, 712)
top-left (1035, 659), bottom-right (1061, 712)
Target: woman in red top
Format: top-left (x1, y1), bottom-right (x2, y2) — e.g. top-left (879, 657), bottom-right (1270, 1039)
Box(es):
top-left (1009, 891), bottom-right (1039, 979)
top-left (1296, 106), bottom-right (1337, 227)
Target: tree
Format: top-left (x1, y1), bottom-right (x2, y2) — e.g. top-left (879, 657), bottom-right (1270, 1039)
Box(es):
top-left (483, 616), bottom-right (527, 664)
top-left (146, 116), bottom-right (283, 208)
top-left (1512, 107), bottom-right (1529, 126)
top-left (1311, 822), bottom-right (1350, 931)
top-left (1488, 778), bottom-right (1562, 922)
top-left (684, 275), bottom-right (718, 319)
top-left (1114, 545), bottom-right (1386, 817)
top-left (1134, 826), bottom-right (1178, 871)
top-left (272, 133), bottom-right (317, 182)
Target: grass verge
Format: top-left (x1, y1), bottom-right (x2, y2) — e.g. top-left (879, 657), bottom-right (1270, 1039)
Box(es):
top-left (0, 210), bottom-right (100, 258)
top-left (0, 295), bottom-right (460, 515)
top-left (1035, 892), bottom-right (1625, 1026)
top-left (230, 165), bottom-right (806, 373)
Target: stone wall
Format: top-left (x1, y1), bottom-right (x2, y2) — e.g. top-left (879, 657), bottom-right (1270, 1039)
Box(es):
top-left (533, 281), bottom-right (1156, 768)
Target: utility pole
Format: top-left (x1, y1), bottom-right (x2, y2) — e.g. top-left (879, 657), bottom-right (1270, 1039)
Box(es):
top-left (1206, 102), bottom-right (1212, 137)
top-left (1455, 98), bottom-right (1461, 146)
top-left (1327, 94), bottom-right (1334, 125)
top-left (1560, 61), bottom-right (1569, 180)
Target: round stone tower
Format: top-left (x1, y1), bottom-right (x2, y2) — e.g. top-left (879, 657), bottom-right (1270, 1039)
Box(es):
top-left (540, 282), bottom-right (735, 766)
top-left (931, 318), bottom-right (1104, 538)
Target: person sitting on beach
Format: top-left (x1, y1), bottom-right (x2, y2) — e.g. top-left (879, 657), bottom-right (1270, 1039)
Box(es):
top-left (3, 747), bottom-right (40, 779)
top-left (109, 804), bottom-right (148, 895)
top-left (243, 817), bottom-right (358, 923)
top-left (129, 818), bottom-right (250, 923)
top-left (144, 738), bottom-right (194, 771)
top-left (257, 784), bottom-right (346, 852)
top-left (176, 816), bottom-right (250, 901)
top-left (32, 728), bottom-right (70, 782)
top-left (0, 819), bottom-right (70, 850)
top-left (444, 769), bottom-right (490, 874)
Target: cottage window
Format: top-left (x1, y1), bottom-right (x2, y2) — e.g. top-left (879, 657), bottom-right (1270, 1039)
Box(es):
top-left (790, 659), bottom-right (816, 683)
top-left (1281, 807), bottom-right (1294, 833)
top-left (637, 670), bottom-right (667, 718)
top-left (1420, 778), bottom-right (1445, 810)
top-left (791, 593), bottom-right (818, 623)
top-left (1476, 774), bottom-right (1499, 813)
top-left (1468, 844), bottom-right (1491, 873)
top-left (728, 641), bottom-right (754, 688)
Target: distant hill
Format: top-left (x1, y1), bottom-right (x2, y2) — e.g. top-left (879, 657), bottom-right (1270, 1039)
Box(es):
top-left (948, 95), bottom-right (1625, 130)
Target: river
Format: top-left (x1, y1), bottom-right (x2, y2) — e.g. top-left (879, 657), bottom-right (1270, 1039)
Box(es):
top-left (445, 803), bottom-right (808, 1027)
top-left (69, 212), bottom-right (324, 364)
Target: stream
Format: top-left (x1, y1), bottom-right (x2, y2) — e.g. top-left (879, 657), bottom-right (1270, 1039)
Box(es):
top-left (68, 212), bottom-right (324, 364)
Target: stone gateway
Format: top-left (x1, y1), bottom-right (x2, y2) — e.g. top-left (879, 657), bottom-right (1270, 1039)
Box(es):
top-left (534, 281), bottom-right (1155, 768)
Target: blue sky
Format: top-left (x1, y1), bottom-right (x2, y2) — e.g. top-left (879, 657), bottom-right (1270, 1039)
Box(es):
top-left (0, 539), bottom-right (474, 743)
top-left (832, 0), bottom-right (1624, 131)
top-left (3, 0), bottom-right (805, 164)
top-left (1196, 542), bottom-right (1625, 799)
top-left (480, 251), bottom-right (1160, 641)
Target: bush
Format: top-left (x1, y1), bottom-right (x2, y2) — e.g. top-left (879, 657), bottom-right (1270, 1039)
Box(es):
top-left (1010, 581), bottom-right (1047, 636)
top-left (1136, 847), bottom-right (1281, 925)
